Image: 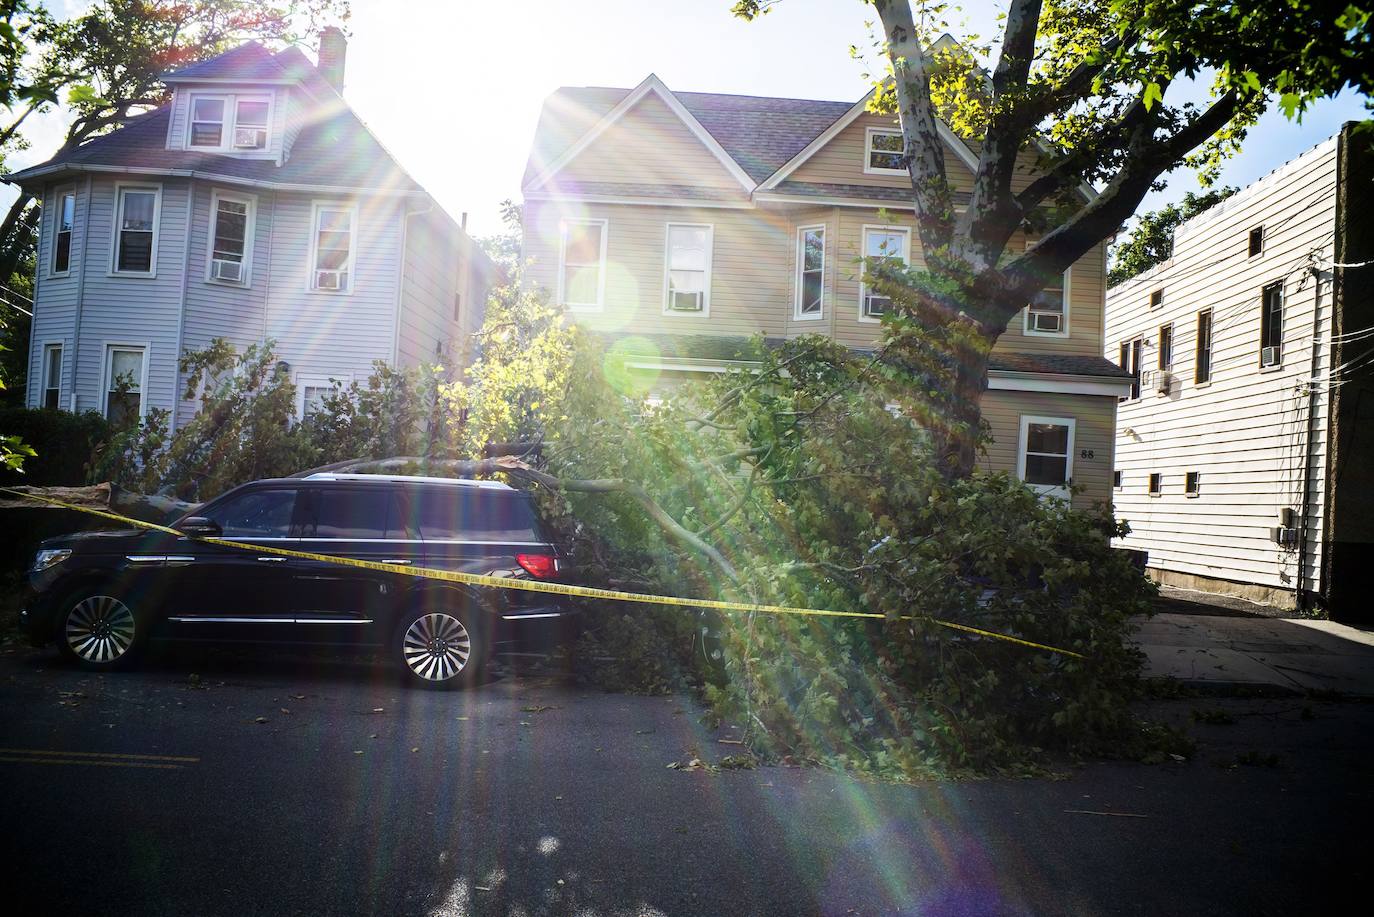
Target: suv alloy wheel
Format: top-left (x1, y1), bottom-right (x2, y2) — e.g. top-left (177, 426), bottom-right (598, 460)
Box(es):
top-left (56, 592), bottom-right (144, 669)
top-left (395, 600), bottom-right (486, 688)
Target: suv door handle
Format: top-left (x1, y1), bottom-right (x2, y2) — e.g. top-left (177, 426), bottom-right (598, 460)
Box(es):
top-left (257, 556), bottom-right (287, 563)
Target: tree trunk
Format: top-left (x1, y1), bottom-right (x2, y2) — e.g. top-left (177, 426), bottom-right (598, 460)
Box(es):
top-left (0, 483), bottom-right (198, 524)
top-left (0, 194), bottom-right (36, 282)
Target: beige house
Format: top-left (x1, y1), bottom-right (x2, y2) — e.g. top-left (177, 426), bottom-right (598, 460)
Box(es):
top-left (519, 75), bottom-right (1132, 508)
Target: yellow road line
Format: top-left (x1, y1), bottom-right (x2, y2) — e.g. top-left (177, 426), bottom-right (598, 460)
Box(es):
top-left (0, 756), bottom-right (186, 770)
top-left (2, 486), bottom-right (1084, 660)
top-left (0, 748), bottom-right (199, 763)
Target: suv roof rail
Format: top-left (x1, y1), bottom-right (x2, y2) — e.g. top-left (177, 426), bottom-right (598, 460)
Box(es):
top-left (301, 472), bottom-right (515, 490)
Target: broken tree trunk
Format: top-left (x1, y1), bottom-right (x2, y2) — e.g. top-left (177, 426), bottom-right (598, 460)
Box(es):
top-left (0, 483), bottom-right (198, 525)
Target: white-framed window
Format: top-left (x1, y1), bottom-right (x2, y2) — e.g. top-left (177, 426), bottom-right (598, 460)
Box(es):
top-left (1024, 267), bottom-right (1071, 336)
top-left (41, 342), bottom-right (63, 410)
top-left (859, 225), bottom-right (910, 321)
top-left (103, 344), bottom-right (147, 424)
top-left (295, 375), bottom-right (340, 421)
top-left (206, 190), bottom-right (255, 285)
top-left (111, 184), bottom-right (160, 275)
top-left (1017, 415), bottom-right (1076, 500)
top-left (864, 127), bottom-right (906, 175)
top-left (794, 224), bottom-right (825, 320)
top-left (187, 92), bottom-right (272, 151)
top-left (663, 223), bottom-right (713, 316)
top-left (1260, 281), bottom-right (1283, 367)
top-left (308, 202), bottom-right (357, 293)
top-left (557, 219), bottom-right (607, 312)
top-left (51, 190), bottom-right (75, 275)
top-left (1158, 322), bottom-right (1174, 371)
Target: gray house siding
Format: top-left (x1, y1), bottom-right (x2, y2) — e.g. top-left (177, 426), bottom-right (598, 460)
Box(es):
top-left (27, 180), bottom-right (86, 410)
top-left (397, 208), bottom-right (462, 369)
top-left (264, 192), bottom-right (403, 388)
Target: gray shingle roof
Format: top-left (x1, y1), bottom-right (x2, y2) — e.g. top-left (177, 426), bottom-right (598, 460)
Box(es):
top-left (523, 85), bottom-right (853, 190)
top-left (988, 352), bottom-right (1133, 379)
top-left (6, 44), bottom-right (421, 194)
top-left (164, 42), bottom-right (294, 82)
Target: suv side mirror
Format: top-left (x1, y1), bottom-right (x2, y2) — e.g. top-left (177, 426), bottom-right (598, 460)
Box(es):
top-left (180, 516), bottom-right (222, 538)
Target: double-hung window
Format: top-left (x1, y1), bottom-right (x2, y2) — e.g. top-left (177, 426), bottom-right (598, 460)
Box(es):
top-left (1158, 323), bottom-right (1174, 371)
top-left (1195, 310), bottom-right (1213, 383)
top-left (309, 203), bottom-right (356, 292)
top-left (865, 128), bottom-right (906, 174)
top-left (113, 185), bottom-right (159, 274)
top-left (558, 219), bottom-right (606, 311)
top-left (52, 191), bottom-right (75, 274)
top-left (1119, 337), bottom-right (1143, 401)
top-left (208, 191), bottom-right (253, 284)
top-left (1025, 268), bottom-right (1071, 335)
top-left (1260, 282), bottom-right (1283, 367)
top-left (41, 343), bottom-right (62, 410)
top-left (1018, 415), bottom-right (1075, 500)
top-left (860, 225), bottom-right (910, 320)
top-left (188, 93), bottom-right (271, 151)
top-left (663, 223), bottom-right (712, 315)
top-left (104, 345), bottom-right (145, 425)
top-left (795, 225), bottom-right (825, 319)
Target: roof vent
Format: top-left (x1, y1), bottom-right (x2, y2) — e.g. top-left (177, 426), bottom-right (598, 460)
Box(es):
top-left (317, 26), bottom-right (347, 93)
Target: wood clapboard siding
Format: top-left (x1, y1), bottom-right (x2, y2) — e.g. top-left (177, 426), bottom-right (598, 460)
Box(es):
top-left (1104, 136), bottom-right (1339, 593)
top-left (539, 92), bottom-right (742, 191)
top-left (980, 389), bottom-right (1117, 510)
top-left (27, 180), bottom-right (85, 409)
top-left (397, 209), bottom-right (463, 369)
top-left (789, 112), bottom-right (976, 190)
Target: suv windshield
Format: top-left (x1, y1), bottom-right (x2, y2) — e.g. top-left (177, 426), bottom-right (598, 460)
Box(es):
top-left (412, 487), bottom-right (542, 542)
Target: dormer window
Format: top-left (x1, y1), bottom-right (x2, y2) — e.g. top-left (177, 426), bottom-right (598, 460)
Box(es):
top-left (187, 92), bottom-right (272, 151)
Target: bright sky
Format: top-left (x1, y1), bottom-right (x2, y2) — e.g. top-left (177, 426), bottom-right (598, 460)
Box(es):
top-left (10, 0), bottom-right (1369, 239)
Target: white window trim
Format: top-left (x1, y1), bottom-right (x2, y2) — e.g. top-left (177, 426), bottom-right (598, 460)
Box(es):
top-left (49, 188), bottom-right (76, 278)
top-left (662, 222), bottom-right (714, 319)
top-left (306, 200), bottom-right (358, 294)
top-left (1022, 266), bottom-right (1072, 338)
top-left (1158, 321), bottom-right (1175, 371)
top-left (295, 374), bottom-right (344, 420)
top-left (108, 182), bottom-right (162, 277)
top-left (556, 218), bottom-right (608, 313)
top-left (205, 188), bottom-right (257, 287)
top-left (794, 223), bottom-right (826, 321)
top-left (40, 341), bottom-right (64, 410)
top-left (858, 224), bottom-right (911, 323)
top-left (185, 91), bottom-right (274, 152)
top-left (1016, 414), bottom-right (1076, 501)
top-left (100, 342), bottom-right (150, 422)
top-left (1259, 281), bottom-right (1284, 368)
top-left (863, 126), bottom-right (907, 176)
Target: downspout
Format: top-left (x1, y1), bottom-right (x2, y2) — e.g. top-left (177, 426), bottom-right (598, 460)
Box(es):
top-left (69, 174), bottom-right (93, 412)
top-left (391, 195), bottom-right (435, 368)
top-left (170, 182), bottom-right (194, 431)
top-left (1297, 261), bottom-right (1323, 613)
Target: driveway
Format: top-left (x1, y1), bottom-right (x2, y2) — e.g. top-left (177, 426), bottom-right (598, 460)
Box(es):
top-left (0, 643), bottom-right (1369, 916)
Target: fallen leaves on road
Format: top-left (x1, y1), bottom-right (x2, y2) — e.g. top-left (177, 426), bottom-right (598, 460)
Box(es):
top-left (520, 705), bottom-right (557, 714)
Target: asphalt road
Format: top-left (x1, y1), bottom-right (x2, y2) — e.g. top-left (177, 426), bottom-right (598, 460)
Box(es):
top-left (0, 643), bottom-right (1369, 917)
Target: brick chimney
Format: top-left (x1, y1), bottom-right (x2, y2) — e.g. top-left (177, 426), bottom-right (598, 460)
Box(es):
top-left (317, 26), bottom-right (347, 93)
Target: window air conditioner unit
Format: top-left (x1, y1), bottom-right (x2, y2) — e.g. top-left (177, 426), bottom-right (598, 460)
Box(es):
top-left (1261, 345), bottom-right (1281, 366)
top-left (667, 291), bottom-right (704, 312)
top-left (233, 128), bottom-right (267, 149)
top-left (210, 259), bottom-right (242, 282)
top-left (1156, 372), bottom-right (1173, 395)
top-left (315, 270), bottom-right (343, 291)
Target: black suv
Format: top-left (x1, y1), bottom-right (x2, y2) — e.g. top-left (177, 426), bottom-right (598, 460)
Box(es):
top-left (20, 473), bottom-right (574, 687)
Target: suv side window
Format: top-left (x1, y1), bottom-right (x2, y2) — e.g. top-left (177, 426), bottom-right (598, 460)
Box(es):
top-left (203, 488), bottom-right (297, 538)
top-left (299, 488), bottom-right (408, 539)
top-left (416, 488), bottom-right (541, 542)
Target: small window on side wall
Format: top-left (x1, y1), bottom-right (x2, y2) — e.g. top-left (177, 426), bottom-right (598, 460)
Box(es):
top-left (42, 343), bottom-right (63, 410)
top-left (1148, 472), bottom-right (1162, 496)
top-left (1150, 289), bottom-right (1164, 310)
top-left (1186, 471), bottom-right (1200, 496)
top-left (865, 128), bottom-right (905, 173)
top-left (1113, 470), bottom-right (1123, 489)
top-left (53, 191), bottom-right (75, 274)
top-left (1249, 227), bottom-right (1264, 257)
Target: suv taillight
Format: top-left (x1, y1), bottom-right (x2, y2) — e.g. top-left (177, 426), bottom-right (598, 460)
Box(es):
top-left (516, 553), bottom-right (558, 579)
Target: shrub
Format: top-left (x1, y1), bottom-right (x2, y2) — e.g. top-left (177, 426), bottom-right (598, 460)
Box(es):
top-left (0, 406), bottom-right (111, 486)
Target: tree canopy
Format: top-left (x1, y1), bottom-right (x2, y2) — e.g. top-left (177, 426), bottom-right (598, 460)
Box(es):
top-left (1107, 186), bottom-right (1237, 286)
top-left (734, 0), bottom-right (1371, 475)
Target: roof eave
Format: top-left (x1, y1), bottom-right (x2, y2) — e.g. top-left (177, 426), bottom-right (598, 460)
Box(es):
top-left (4, 162), bottom-right (427, 197)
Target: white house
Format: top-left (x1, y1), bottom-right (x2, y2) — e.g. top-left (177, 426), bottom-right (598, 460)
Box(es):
top-left (5, 30), bottom-right (498, 428)
top-left (1105, 122), bottom-right (1373, 621)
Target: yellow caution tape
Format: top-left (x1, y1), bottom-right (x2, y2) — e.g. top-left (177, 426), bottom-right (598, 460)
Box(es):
top-left (3, 486), bottom-right (1084, 659)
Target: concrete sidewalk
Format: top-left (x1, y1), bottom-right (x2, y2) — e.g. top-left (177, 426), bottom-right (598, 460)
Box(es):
top-left (1135, 613), bottom-right (1374, 696)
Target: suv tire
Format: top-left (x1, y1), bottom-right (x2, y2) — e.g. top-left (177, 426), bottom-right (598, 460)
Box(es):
top-left (55, 589), bottom-right (145, 670)
top-left (394, 598), bottom-right (487, 689)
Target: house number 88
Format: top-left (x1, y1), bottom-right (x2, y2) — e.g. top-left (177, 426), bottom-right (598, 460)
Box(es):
top-left (1079, 449), bottom-right (1094, 459)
